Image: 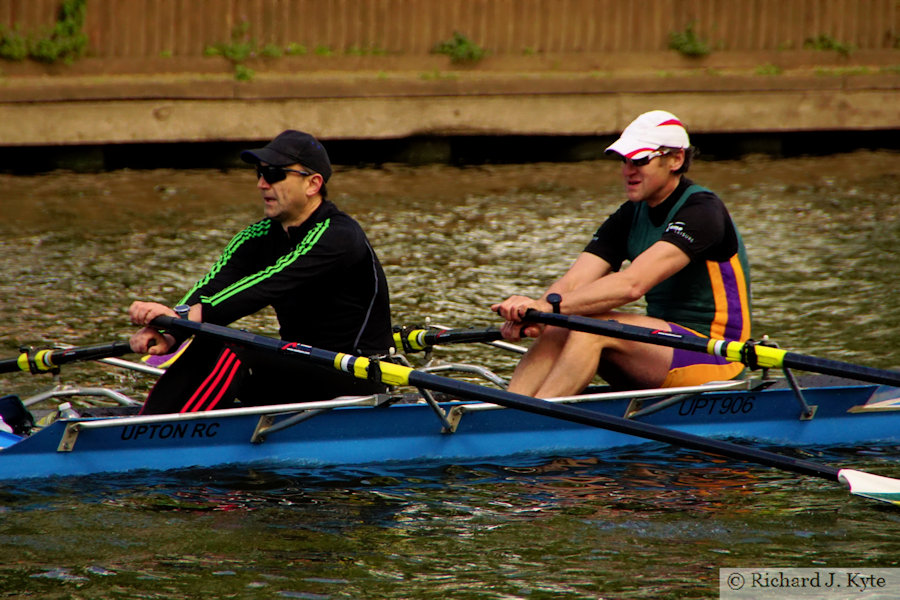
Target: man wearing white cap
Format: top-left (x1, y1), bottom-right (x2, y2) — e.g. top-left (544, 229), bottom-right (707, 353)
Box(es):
top-left (493, 110), bottom-right (752, 394)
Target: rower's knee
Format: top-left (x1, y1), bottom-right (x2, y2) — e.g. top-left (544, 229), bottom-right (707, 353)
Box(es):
top-left (565, 328), bottom-right (607, 352)
top-left (541, 325), bottom-right (570, 343)
top-left (529, 324), bottom-right (570, 352)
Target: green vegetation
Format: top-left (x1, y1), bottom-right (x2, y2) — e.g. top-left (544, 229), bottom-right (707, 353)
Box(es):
top-left (0, 26), bottom-right (28, 61)
top-left (260, 43), bottom-right (283, 58)
top-left (345, 45), bottom-right (388, 56)
top-left (285, 43), bottom-right (307, 56)
top-left (755, 63), bottom-right (783, 75)
top-left (203, 22), bottom-right (396, 79)
top-left (668, 21), bottom-right (711, 57)
top-left (204, 21), bottom-right (255, 63)
top-left (419, 69), bottom-right (458, 81)
top-left (804, 34), bottom-right (854, 57)
top-left (432, 32), bottom-right (487, 64)
top-left (234, 63), bottom-right (254, 81)
top-left (0, 0), bottom-right (88, 64)
top-left (204, 21), bottom-right (274, 80)
top-left (204, 20), bottom-right (322, 80)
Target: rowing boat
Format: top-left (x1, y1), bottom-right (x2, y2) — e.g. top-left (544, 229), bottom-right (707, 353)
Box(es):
top-left (2, 330), bottom-right (899, 483)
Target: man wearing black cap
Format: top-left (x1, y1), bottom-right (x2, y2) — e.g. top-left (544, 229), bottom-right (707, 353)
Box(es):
top-left (128, 130), bottom-right (393, 413)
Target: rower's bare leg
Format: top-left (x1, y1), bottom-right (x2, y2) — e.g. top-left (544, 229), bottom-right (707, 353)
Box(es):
top-left (595, 338), bottom-right (673, 390)
top-left (595, 313), bottom-right (674, 389)
top-left (532, 329), bottom-right (605, 397)
top-left (511, 312), bottom-right (675, 397)
top-left (506, 326), bottom-right (572, 396)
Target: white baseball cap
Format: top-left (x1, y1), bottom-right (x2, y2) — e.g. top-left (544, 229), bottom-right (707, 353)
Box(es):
top-left (605, 110), bottom-right (690, 160)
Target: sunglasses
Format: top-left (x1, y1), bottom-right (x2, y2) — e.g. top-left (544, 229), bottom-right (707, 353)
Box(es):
top-left (255, 165), bottom-right (313, 183)
top-left (619, 150), bottom-right (669, 167)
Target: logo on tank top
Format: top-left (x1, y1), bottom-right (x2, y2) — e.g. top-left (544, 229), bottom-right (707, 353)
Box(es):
top-left (665, 221), bottom-right (695, 243)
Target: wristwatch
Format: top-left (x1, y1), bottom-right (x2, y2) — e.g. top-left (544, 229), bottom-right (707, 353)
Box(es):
top-left (173, 304), bottom-right (191, 319)
top-left (546, 293), bottom-right (562, 314)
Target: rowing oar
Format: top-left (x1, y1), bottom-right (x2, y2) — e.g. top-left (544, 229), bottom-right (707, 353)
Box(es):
top-left (0, 341), bottom-right (133, 375)
top-left (153, 315), bottom-right (900, 506)
top-left (522, 309), bottom-right (900, 388)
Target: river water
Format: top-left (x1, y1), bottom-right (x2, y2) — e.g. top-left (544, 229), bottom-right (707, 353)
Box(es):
top-left (0, 152), bottom-right (899, 598)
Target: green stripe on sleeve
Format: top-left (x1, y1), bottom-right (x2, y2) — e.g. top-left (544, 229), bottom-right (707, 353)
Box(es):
top-left (178, 220), bottom-right (273, 304)
top-left (204, 218), bottom-right (331, 307)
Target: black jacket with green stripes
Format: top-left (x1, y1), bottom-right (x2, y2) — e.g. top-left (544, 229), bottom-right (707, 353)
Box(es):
top-left (179, 201), bottom-right (393, 357)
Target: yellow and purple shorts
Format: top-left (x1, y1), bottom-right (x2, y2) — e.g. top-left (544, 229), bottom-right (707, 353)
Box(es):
top-left (662, 323), bottom-right (745, 387)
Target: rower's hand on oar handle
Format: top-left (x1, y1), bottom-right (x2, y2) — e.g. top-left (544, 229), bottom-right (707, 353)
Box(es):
top-left (129, 327), bottom-right (176, 355)
top-left (128, 301), bottom-right (181, 355)
top-left (128, 301), bottom-right (177, 326)
top-left (491, 294), bottom-right (555, 341)
top-left (497, 321), bottom-right (537, 342)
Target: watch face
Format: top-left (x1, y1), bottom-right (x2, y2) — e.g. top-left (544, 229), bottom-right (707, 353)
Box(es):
top-left (174, 305), bottom-right (190, 318)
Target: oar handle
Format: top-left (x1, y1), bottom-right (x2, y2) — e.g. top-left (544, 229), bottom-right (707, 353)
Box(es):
top-left (0, 341), bottom-right (133, 375)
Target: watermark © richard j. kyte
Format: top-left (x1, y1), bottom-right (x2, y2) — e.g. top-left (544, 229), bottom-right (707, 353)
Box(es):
top-left (720, 568), bottom-right (900, 599)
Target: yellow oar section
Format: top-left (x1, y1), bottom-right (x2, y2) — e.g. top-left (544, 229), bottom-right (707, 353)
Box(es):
top-left (17, 350), bottom-right (55, 373)
top-left (711, 339), bottom-right (786, 368)
top-left (333, 353), bottom-right (412, 387)
top-left (1, 342), bottom-right (133, 375)
top-left (155, 315), bottom-right (900, 507)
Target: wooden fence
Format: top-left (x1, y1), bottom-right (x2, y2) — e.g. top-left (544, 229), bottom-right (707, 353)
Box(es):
top-left (1, 0), bottom-right (898, 59)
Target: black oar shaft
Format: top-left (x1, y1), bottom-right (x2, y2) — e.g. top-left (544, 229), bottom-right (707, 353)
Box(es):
top-left (406, 369), bottom-right (839, 480)
top-left (394, 327), bottom-right (503, 352)
top-left (155, 316), bottom-right (841, 484)
top-left (525, 311), bottom-right (900, 388)
top-left (782, 353), bottom-right (900, 387)
top-left (0, 341), bottom-right (133, 374)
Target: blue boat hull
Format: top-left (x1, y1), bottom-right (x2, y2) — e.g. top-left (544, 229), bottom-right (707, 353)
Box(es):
top-left (2, 384), bottom-right (898, 480)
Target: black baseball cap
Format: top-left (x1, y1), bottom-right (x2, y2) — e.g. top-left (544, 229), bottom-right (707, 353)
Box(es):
top-left (240, 130), bottom-right (332, 182)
